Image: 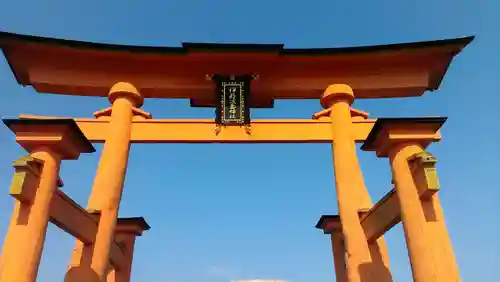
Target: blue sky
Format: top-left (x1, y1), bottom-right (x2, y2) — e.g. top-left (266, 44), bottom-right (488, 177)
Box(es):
top-left (0, 1), bottom-right (498, 281)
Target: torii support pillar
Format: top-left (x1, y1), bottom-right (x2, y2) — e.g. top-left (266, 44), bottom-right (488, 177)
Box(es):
top-left (320, 84), bottom-right (391, 282)
top-left (361, 117), bottom-right (460, 282)
top-left (0, 119), bottom-right (95, 282)
top-left (106, 217), bottom-right (150, 282)
top-left (315, 215), bottom-right (348, 282)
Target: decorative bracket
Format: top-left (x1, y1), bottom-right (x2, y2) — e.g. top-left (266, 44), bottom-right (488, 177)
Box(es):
top-left (312, 107), bottom-right (369, 120)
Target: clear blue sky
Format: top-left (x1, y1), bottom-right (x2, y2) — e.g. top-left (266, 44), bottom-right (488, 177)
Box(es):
top-left (0, 1), bottom-right (498, 282)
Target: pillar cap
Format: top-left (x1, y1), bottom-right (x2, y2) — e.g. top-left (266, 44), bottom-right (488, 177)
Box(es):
top-left (320, 84), bottom-right (354, 109)
top-left (315, 215), bottom-right (341, 234)
top-left (115, 217), bottom-right (151, 236)
top-left (108, 82), bottom-right (144, 108)
top-left (361, 117), bottom-right (447, 157)
top-left (315, 212), bottom-right (368, 234)
top-left (3, 118), bottom-right (95, 160)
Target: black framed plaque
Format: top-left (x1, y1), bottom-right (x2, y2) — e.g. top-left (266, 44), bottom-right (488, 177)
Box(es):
top-left (212, 75), bottom-right (252, 126)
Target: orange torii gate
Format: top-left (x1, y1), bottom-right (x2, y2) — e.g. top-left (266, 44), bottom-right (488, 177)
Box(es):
top-left (0, 31), bottom-right (473, 282)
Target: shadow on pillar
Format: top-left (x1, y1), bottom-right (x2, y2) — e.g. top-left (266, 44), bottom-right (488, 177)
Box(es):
top-left (64, 266), bottom-right (101, 282)
top-left (422, 199), bottom-right (438, 222)
top-left (16, 202), bottom-right (32, 225)
top-left (358, 242), bottom-right (393, 281)
top-left (358, 263), bottom-right (392, 282)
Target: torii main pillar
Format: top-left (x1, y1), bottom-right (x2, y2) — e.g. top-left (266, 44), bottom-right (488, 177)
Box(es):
top-left (66, 82), bottom-right (149, 282)
top-left (320, 84), bottom-right (392, 282)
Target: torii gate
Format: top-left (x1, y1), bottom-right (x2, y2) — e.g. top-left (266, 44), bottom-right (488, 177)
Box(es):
top-left (0, 31), bottom-right (473, 282)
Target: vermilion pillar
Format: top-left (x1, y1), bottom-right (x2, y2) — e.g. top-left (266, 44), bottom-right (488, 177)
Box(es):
top-left (419, 188), bottom-right (461, 280)
top-left (361, 117), bottom-right (460, 282)
top-left (316, 215), bottom-right (347, 282)
top-left (88, 82), bottom-right (145, 279)
top-left (389, 143), bottom-right (438, 281)
top-left (320, 84), bottom-right (391, 282)
top-left (409, 152), bottom-right (461, 281)
top-left (106, 217), bottom-right (150, 282)
top-left (67, 82), bottom-right (150, 281)
top-left (0, 119), bottom-right (95, 282)
top-left (331, 232), bottom-right (348, 282)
